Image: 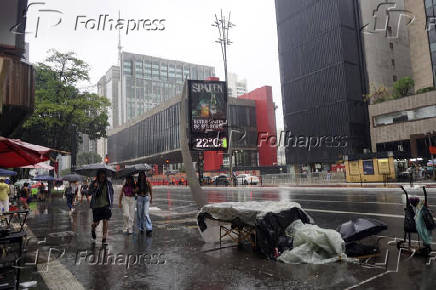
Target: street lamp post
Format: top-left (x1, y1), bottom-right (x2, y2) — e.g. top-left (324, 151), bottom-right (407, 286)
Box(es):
top-left (212, 10), bottom-right (235, 182)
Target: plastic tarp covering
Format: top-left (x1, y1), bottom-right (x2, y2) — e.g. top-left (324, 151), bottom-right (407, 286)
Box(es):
top-left (197, 201), bottom-right (313, 258)
top-left (278, 220), bottom-right (346, 264)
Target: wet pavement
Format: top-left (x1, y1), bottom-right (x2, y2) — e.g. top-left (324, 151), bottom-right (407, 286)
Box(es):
top-left (8, 186), bottom-right (436, 289)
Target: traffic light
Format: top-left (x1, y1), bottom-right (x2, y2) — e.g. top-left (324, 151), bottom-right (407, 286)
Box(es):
top-left (165, 159), bottom-right (169, 164)
top-left (104, 154), bottom-right (109, 164)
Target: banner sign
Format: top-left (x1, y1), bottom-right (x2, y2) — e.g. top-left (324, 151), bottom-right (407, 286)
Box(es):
top-left (188, 80), bottom-right (228, 151)
top-left (349, 161), bottom-right (360, 175)
top-left (363, 160), bottom-right (375, 175)
top-left (377, 158), bottom-right (390, 174)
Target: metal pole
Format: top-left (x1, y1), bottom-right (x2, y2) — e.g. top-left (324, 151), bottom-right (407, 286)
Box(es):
top-left (428, 133), bottom-right (436, 180)
top-left (213, 10), bottom-right (234, 184)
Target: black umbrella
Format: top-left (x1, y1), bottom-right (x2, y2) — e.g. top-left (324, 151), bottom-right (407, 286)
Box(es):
top-left (62, 173), bottom-right (84, 182)
top-left (32, 175), bottom-right (56, 181)
top-left (116, 164), bottom-right (152, 179)
top-left (337, 218), bottom-right (387, 243)
top-left (75, 163), bottom-right (116, 177)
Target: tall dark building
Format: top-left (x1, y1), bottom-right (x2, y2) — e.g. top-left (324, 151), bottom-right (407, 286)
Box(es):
top-left (275, 0), bottom-right (370, 165)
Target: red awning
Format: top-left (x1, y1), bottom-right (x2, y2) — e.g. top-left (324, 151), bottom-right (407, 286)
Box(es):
top-left (0, 137), bottom-right (52, 168)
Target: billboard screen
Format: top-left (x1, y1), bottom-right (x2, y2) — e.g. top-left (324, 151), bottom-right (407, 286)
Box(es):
top-left (188, 80), bottom-right (228, 151)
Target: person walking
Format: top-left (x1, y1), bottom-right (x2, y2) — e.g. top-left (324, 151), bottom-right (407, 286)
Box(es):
top-left (0, 177), bottom-right (10, 213)
top-left (64, 182), bottom-right (76, 214)
top-left (119, 176), bottom-right (136, 234)
top-left (135, 172), bottom-right (153, 235)
top-left (80, 180), bottom-right (90, 203)
top-left (19, 183), bottom-right (30, 210)
top-left (89, 169), bottom-right (114, 245)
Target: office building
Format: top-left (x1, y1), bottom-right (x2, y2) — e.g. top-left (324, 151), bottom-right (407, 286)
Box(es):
top-left (98, 52), bottom-right (215, 129)
top-left (275, 0), bottom-right (370, 167)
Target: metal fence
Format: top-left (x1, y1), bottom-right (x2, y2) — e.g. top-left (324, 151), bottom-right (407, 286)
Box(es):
top-left (261, 172), bottom-right (346, 185)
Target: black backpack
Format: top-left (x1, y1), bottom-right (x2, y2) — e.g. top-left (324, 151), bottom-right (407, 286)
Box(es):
top-left (65, 186), bottom-right (73, 196)
top-left (401, 186), bottom-right (417, 233)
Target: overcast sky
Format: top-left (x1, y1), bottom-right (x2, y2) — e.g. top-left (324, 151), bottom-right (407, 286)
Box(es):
top-left (25, 0), bottom-right (284, 129)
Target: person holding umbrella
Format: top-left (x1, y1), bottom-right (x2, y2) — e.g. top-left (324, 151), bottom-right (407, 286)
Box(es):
top-left (64, 182), bottom-right (76, 214)
top-left (89, 169), bottom-right (114, 245)
top-left (136, 171), bottom-right (152, 235)
top-left (119, 176), bottom-right (136, 234)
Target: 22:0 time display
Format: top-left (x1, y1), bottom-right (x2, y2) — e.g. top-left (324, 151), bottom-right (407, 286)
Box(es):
top-left (194, 137), bottom-right (227, 149)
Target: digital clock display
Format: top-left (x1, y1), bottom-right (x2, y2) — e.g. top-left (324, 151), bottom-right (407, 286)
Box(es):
top-left (194, 137), bottom-right (228, 149)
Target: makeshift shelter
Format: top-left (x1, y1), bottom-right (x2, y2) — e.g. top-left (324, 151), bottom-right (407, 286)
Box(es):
top-left (197, 201), bottom-right (313, 258)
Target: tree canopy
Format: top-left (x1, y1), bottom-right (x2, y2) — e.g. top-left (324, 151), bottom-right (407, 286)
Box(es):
top-left (77, 151), bottom-right (102, 166)
top-left (13, 49), bottom-right (109, 165)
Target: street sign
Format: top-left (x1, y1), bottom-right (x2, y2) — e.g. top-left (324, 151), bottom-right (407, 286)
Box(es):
top-left (188, 80), bottom-right (228, 151)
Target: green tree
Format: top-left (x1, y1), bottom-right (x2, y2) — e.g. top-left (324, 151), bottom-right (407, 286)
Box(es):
top-left (77, 152), bottom-right (102, 166)
top-left (12, 49), bottom-right (109, 166)
top-left (393, 77), bottom-right (414, 99)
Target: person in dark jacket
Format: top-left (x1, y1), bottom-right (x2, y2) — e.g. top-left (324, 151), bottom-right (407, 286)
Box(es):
top-left (89, 169), bottom-right (114, 245)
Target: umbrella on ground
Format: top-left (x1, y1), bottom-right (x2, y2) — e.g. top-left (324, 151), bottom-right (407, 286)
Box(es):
top-left (62, 173), bottom-right (84, 182)
top-left (0, 137), bottom-right (52, 168)
top-left (116, 164), bottom-right (152, 179)
top-left (32, 175), bottom-right (56, 181)
top-left (0, 168), bottom-right (17, 176)
top-left (337, 218), bottom-right (387, 243)
top-left (75, 163), bottom-right (116, 177)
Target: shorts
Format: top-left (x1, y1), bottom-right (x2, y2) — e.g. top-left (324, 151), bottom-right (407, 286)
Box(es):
top-left (20, 197), bottom-right (27, 203)
top-left (92, 207), bottom-right (112, 223)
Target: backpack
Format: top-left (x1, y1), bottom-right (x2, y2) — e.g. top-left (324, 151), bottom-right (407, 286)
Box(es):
top-left (65, 186), bottom-right (73, 196)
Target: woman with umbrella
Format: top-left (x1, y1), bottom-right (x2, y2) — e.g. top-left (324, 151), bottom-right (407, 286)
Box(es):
top-left (118, 175), bottom-right (136, 234)
top-left (89, 169), bottom-right (114, 245)
top-left (136, 171), bottom-right (153, 235)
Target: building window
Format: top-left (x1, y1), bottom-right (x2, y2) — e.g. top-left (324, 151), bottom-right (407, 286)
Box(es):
top-left (393, 75), bottom-right (397, 82)
top-left (391, 59), bottom-right (395, 68)
top-left (374, 105), bottom-right (436, 126)
top-left (389, 42), bottom-right (394, 50)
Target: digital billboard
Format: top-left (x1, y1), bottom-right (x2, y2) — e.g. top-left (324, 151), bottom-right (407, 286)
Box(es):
top-left (188, 80), bottom-right (228, 151)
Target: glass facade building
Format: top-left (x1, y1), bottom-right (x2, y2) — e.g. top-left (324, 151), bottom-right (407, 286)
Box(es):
top-left (121, 52), bottom-right (215, 124)
top-left (425, 0), bottom-right (436, 83)
top-left (107, 97), bottom-right (258, 167)
top-left (275, 0), bottom-right (370, 165)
